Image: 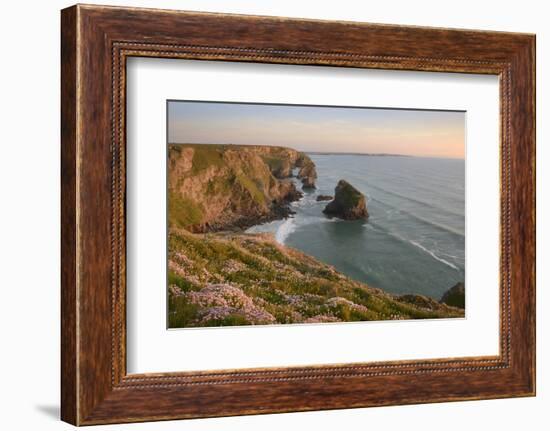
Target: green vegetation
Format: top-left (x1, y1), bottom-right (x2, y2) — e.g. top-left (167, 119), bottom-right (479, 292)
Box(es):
top-left (167, 143), bottom-right (309, 232)
top-left (167, 229), bottom-right (464, 328)
top-left (337, 180), bottom-right (362, 207)
top-left (168, 192), bottom-right (204, 229)
top-left (235, 173), bottom-right (266, 206)
top-left (190, 145), bottom-right (225, 173)
top-left (261, 155), bottom-right (285, 173)
top-left (205, 175), bottom-right (233, 197)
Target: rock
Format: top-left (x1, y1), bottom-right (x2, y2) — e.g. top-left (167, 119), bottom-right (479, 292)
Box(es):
top-left (440, 282), bottom-right (465, 308)
top-left (397, 294), bottom-right (442, 311)
top-left (168, 144), bottom-right (314, 232)
top-left (296, 157), bottom-right (317, 189)
top-left (323, 180), bottom-right (368, 220)
top-left (277, 181), bottom-right (303, 203)
top-left (285, 184), bottom-right (304, 202)
top-left (316, 195), bottom-right (333, 202)
top-left (269, 159), bottom-right (293, 179)
top-left (301, 176), bottom-right (316, 189)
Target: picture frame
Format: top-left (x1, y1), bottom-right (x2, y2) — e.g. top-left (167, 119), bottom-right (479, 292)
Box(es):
top-left (61, 4), bottom-right (535, 425)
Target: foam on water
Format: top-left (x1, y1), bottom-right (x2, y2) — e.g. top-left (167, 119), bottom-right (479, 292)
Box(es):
top-left (409, 240), bottom-right (459, 271)
top-left (274, 217), bottom-right (296, 244)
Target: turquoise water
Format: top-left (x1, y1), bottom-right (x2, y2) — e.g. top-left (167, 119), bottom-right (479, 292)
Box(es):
top-left (247, 155), bottom-right (465, 299)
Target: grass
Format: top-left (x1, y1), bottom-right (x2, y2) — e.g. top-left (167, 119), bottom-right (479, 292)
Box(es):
top-left (168, 295), bottom-right (201, 328)
top-left (167, 193), bottom-right (204, 229)
top-left (190, 146), bottom-right (225, 174)
top-left (167, 229), bottom-right (464, 328)
top-left (235, 173), bottom-right (266, 206)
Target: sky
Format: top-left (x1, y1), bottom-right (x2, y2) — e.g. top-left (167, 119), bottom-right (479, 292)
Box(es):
top-left (168, 101), bottom-right (465, 159)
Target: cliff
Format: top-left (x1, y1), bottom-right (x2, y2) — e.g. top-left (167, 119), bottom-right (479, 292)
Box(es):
top-left (168, 144), bottom-right (316, 233)
top-left (168, 228), bottom-right (465, 328)
top-left (228, 144), bottom-right (317, 189)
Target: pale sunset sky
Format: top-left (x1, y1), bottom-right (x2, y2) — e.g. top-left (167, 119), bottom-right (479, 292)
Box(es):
top-left (168, 101), bottom-right (465, 159)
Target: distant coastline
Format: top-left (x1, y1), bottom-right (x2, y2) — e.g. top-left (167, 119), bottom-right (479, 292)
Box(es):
top-left (307, 152), bottom-right (466, 160)
top-left (168, 144), bottom-right (466, 159)
top-left (307, 151), bottom-right (411, 157)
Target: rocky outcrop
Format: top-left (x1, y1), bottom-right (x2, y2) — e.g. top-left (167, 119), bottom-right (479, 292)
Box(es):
top-left (168, 144), bottom-right (314, 233)
top-left (296, 155), bottom-right (317, 189)
top-left (316, 195), bottom-right (333, 202)
top-left (323, 180), bottom-right (368, 220)
top-left (440, 282), bottom-right (465, 308)
top-left (270, 161), bottom-right (293, 179)
top-left (301, 176), bottom-right (316, 189)
top-left (246, 145), bottom-right (317, 188)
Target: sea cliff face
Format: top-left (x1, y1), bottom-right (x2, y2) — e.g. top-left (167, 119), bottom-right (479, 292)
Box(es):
top-left (168, 144), bottom-right (317, 233)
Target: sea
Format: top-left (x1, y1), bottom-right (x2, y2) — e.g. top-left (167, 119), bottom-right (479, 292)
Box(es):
top-left (247, 154), bottom-right (465, 299)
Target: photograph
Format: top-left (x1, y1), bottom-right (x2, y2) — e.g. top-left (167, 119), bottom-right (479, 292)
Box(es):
top-left (167, 101), bottom-right (466, 328)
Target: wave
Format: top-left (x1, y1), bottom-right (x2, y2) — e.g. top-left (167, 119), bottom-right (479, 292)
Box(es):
top-left (409, 240), bottom-right (460, 271)
top-left (292, 196), bottom-right (316, 208)
top-left (275, 217), bottom-right (297, 244)
top-left (366, 221), bottom-right (461, 272)
top-left (370, 197), bottom-right (464, 238)
top-left (364, 182), bottom-right (463, 219)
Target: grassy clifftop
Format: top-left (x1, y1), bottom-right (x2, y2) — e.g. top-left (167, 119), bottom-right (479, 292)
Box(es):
top-left (168, 228), bottom-right (464, 328)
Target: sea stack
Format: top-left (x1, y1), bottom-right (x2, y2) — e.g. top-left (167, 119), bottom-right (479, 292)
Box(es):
top-left (323, 180), bottom-right (368, 220)
top-left (296, 158), bottom-right (317, 189)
